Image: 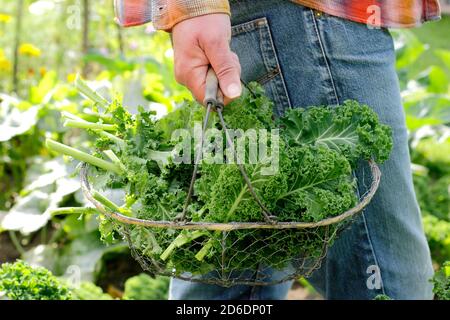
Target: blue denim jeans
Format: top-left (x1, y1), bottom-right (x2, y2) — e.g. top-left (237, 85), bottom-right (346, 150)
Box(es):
top-left (170, 0), bottom-right (434, 300)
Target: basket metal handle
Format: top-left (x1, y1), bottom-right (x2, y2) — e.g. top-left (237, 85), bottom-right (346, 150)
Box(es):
top-left (178, 68), bottom-right (276, 224)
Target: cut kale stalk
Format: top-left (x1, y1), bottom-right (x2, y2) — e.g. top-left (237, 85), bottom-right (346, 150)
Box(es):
top-left (160, 230), bottom-right (209, 261)
top-left (46, 139), bottom-right (123, 175)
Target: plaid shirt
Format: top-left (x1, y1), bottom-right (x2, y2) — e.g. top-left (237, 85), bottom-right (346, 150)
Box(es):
top-left (114, 0), bottom-right (441, 31)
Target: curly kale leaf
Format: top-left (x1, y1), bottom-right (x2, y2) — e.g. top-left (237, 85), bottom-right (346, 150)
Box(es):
top-left (276, 145), bottom-right (357, 222)
top-left (280, 100), bottom-right (393, 163)
top-left (156, 100), bottom-right (207, 142)
top-left (120, 108), bottom-right (164, 159)
top-left (70, 282), bottom-right (113, 300)
top-left (123, 274), bottom-right (170, 300)
top-left (196, 162), bottom-right (287, 222)
top-left (195, 135), bottom-right (287, 223)
top-left (195, 144), bottom-right (356, 223)
top-left (223, 82), bottom-right (275, 131)
top-left (156, 81), bottom-right (274, 141)
top-left (431, 261), bottom-right (450, 300)
top-left (0, 261), bottom-right (71, 300)
top-left (126, 168), bottom-right (185, 221)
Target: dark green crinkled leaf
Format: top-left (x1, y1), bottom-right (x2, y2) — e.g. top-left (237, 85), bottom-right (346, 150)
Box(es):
top-left (280, 100), bottom-right (393, 163)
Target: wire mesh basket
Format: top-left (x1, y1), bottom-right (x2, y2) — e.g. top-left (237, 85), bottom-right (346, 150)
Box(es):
top-left (79, 99), bottom-right (382, 286)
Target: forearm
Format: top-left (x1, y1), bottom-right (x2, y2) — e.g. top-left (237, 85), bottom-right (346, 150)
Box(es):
top-left (115, 0), bottom-right (241, 104)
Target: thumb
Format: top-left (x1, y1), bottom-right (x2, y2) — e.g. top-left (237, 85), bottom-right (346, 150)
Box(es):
top-left (205, 43), bottom-right (242, 100)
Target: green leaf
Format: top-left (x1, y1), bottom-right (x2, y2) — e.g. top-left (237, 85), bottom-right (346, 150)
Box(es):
top-left (83, 54), bottom-right (136, 74)
top-left (74, 76), bottom-right (110, 108)
top-left (403, 92), bottom-right (450, 130)
top-left (1, 158), bottom-right (79, 234)
top-left (275, 146), bottom-right (356, 222)
top-left (412, 137), bottom-right (450, 175)
top-left (0, 261), bottom-right (71, 300)
top-left (435, 49), bottom-right (450, 70)
top-left (123, 274), bottom-right (169, 300)
top-left (0, 94), bottom-right (40, 142)
top-left (70, 282), bottom-right (113, 300)
top-left (393, 30), bottom-right (426, 70)
top-left (280, 100), bottom-right (393, 163)
top-left (414, 66), bottom-right (450, 94)
top-left (29, 71), bottom-right (58, 105)
top-left (431, 261), bottom-right (450, 300)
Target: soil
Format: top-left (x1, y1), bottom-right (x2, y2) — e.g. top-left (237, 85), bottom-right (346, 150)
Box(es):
top-left (96, 250), bottom-right (144, 295)
top-left (0, 226), bottom-right (55, 264)
top-left (0, 233), bottom-right (20, 263)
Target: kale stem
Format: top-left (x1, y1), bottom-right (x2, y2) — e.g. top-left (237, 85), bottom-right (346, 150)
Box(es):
top-left (160, 230), bottom-right (207, 261)
top-left (226, 185), bottom-right (247, 221)
top-left (61, 111), bottom-right (85, 122)
top-left (103, 150), bottom-right (125, 171)
top-left (46, 139), bottom-right (123, 175)
top-left (195, 238), bottom-right (215, 261)
top-left (50, 207), bottom-right (98, 216)
top-left (62, 111), bottom-right (123, 145)
top-left (91, 191), bottom-right (121, 212)
top-left (95, 130), bottom-right (124, 146)
top-left (64, 119), bottom-right (116, 131)
top-left (148, 149), bottom-right (173, 166)
top-left (8, 231), bottom-right (25, 256)
top-left (75, 75), bottom-right (109, 108)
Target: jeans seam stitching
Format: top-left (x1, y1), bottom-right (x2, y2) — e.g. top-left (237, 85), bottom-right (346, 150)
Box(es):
top-left (263, 20), bottom-right (292, 111)
top-left (309, 10), bottom-right (340, 105)
top-left (361, 211), bottom-right (387, 296)
top-left (257, 25), bottom-right (284, 114)
top-left (231, 17), bottom-right (267, 36)
top-left (353, 169), bottom-right (387, 296)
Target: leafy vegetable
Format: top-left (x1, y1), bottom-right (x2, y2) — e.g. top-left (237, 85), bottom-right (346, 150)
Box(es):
top-left (431, 261), bottom-right (450, 300)
top-left (70, 281), bottom-right (113, 300)
top-left (411, 137), bottom-right (450, 264)
top-left (122, 274), bottom-right (169, 300)
top-left (422, 215), bottom-right (450, 263)
top-left (280, 100), bottom-right (393, 164)
top-left (0, 260), bottom-right (71, 300)
top-left (46, 80), bottom-right (393, 277)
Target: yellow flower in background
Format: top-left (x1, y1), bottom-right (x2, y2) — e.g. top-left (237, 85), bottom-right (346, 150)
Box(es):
top-left (67, 73), bottom-right (77, 83)
top-left (0, 49), bottom-right (11, 72)
top-left (39, 67), bottom-right (47, 76)
top-left (19, 43), bottom-right (41, 57)
top-left (0, 13), bottom-right (12, 23)
top-left (0, 58), bottom-right (11, 72)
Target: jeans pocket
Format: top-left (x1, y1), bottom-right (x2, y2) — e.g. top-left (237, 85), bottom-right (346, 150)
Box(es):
top-left (230, 17), bottom-right (291, 116)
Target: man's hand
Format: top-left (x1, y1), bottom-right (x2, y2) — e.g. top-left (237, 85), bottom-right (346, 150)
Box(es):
top-left (172, 14), bottom-right (241, 105)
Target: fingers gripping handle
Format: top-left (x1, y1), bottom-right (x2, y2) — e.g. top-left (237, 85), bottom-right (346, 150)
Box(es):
top-left (203, 68), bottom-right (224, 108)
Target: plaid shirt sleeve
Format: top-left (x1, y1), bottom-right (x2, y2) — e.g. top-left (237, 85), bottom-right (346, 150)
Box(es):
top-left (295, 0), bottom-right (441, 28)
top-left (114, 0), bottom-right (230, 31)
top-left (114, 0), bottom-right (440, 30)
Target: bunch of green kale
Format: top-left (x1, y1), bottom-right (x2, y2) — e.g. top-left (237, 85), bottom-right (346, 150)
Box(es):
top-left (0, 260), bottom-right (72, 300)
top-left (47, 81), bottom-right (393, 276)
